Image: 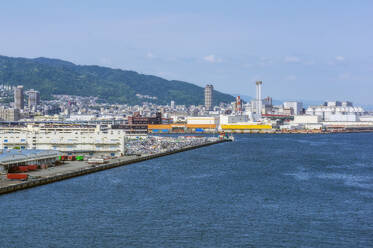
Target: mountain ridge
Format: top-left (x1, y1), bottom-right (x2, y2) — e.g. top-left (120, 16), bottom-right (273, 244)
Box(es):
top-left (0, 55), bottom-right (235, 106)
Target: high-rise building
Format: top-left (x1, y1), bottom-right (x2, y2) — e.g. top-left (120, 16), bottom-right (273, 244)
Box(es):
top-left (170, 100), bottom-right (175, 110)
top-left (204, 84), bottom-right (213, 111)
top-left (283, 101), bottom-right (303, 115)
top-left (263, 96), bottom-right (272, 106)
top-left (28, 90), bottom-right (40, 108)
top-left (14, 85), bottom-right (24, 110)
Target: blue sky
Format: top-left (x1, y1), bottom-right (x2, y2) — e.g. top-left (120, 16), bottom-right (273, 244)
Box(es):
top-left (0, 0), bottom-right (372, 104)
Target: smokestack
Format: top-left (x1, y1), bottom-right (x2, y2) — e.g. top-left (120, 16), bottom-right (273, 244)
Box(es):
top-left (256, 81), bottom-right (262, 117)
top-left (236, 96), bottom-right (242, 112)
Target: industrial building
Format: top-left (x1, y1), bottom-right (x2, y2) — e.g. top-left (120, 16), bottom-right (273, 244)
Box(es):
top-left (112, 112), bottom-right (162, 135)
top-left (220, 115), bottom-right (249, 124)
top-left (0, 150), bottom-right (59, 173)
top-left (322, 121), bottom-right (373, 132)
top-left (186, 116), bottom-right (218, 132)
top-left (0, 124), bottom-right (128, 156)
top-left (305, 101), bottom-right (365, 121)
top-left (220, 123), bottom-right (272, 133)
top-left (293, 115), bottom-right (321, 124)
top-left (187, 116), bottom-right (219, 125)
top-left (282, 115), bottom-right (323, 130)
top-left (219, 111), bottom-right (273, 132)
top-left (147, 123), bottom-right (216, 133)
top-left (147, 115), bottom-right (275, 133)
top-left (147, 116), bottom-right (219, 133)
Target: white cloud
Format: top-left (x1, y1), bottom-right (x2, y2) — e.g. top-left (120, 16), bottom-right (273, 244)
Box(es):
top-left (284, 56), bottom-right (301, 63)
top-left (146, 52), bottom-right (156, 59)
top-left (328, 56), bottom-right (346, 66)
top-left (203, 54), bottom-right (222, 63)
top-left (285, 75), bottom-right (297, 81)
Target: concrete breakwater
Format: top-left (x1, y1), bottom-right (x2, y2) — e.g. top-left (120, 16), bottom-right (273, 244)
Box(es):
top-left (0, 139), bottom-right (229, 195)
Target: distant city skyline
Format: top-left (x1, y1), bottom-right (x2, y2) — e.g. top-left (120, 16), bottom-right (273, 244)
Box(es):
top-left (0, 1), bottom-right (372, 104)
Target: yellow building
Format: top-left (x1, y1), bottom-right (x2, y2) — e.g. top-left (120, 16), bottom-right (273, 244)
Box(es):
top-left (220, 123), bottom-right (272, 133)
top-left (148, 124), bottom-right (217, 133)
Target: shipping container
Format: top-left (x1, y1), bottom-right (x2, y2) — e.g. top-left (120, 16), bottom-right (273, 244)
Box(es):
top-left (28, 165), bottom-right (38, 171)
top-left (18, 166), bottom-right (29, 172)
top-left (7, 173), bottom-right (28, 180)
top-left (60, 156), bottom-right (68, 161)
top-left (87, 158), bottom-right (105, 164)
top-left (76, 156), bottom-right (84, 161)
top-left (68, 156), bottom-right (76, 161)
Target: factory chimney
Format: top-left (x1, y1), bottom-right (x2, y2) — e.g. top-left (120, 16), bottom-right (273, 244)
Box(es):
top-left (256, 81), bottom-right (262, 117)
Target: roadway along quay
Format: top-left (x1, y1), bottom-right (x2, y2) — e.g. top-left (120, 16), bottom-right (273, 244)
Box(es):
top-left (0, 136), bottom-right (231, 195)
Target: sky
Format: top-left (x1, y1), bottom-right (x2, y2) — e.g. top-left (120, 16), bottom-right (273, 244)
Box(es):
top-left (0, 0), bottom-right (372, 104)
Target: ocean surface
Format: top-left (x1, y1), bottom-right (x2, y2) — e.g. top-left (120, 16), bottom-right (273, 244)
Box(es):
top-left (1, 133), bottom-right (373, 247)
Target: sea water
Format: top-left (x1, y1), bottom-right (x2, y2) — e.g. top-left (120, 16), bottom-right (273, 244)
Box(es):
top-left (0, 133), bottom-right (372, 247)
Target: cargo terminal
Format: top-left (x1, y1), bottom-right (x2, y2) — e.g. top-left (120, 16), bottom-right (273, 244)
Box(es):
top-left (0, 135), bottom-right (228, 193)
top-left (0, 123), bottom-right (129, 156)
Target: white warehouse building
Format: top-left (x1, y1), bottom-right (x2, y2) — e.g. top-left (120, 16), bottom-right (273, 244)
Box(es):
top-left (305, 101), bottom-right (365, 121)
top-left (187, 116), bottom-right (219, 125)
top-left (219, 115), bottom-right (249, 125)
top-left (0, 124), bottom-right (128, 156)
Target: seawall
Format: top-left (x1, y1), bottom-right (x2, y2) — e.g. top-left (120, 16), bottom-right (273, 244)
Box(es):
top-left (0, 139), bottom-right (229, 195)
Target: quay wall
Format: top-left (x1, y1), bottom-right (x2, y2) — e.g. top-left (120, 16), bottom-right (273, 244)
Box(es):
top-left (0, 139), bottom-right (229, 195)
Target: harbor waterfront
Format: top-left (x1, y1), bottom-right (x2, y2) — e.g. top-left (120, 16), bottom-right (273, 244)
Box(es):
top-left (1, 2), bottom-right (372, 247)
top-left (0, 133), bottom-right (372, 247)
top-left (0, 136), bottom-right (229, 195)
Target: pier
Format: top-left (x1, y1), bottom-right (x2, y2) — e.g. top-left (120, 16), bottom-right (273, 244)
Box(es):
top-left (0, 139), bottom-right (229, 195)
